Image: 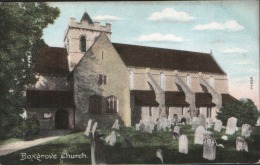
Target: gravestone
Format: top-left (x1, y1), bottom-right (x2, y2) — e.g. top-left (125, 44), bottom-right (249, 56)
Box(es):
top-left (135, 123), bottom-right (140, 131)
top-left (185, 112), bottom-right (192, 125)
top-left (156, 119), bottom-right (162, 132)
top-left (173, 126), bottom-right (180, 134)
top-left (194, 125), bottom-right (206, 144)
top-left (112, 119), bottom-right (120, 129)
top-left (214, 120), bottom-right (222, 132)
top-left (191, 117), bottom-right (199, 131)
top-left (241, 124), bottom-right (252, 137)
top-left (206, 118), bottom-right (213, 129)
top-left (179, 135), bottom-right (188, 154)
top-left (105, 131), bottom-right (117, 146)
top-left (199, 114), bottom-right (206, 130)
top-left (161, 117), bottom-right (168, 131)
top-left (236, 137), bottom-right (248, 152)
top-left (226, 117), bottom-right (237, 135)
top-left (156, 149), bottom-right (164, 164)
top-left (84, 119), bottom-right (92, 136)
top-left (203, 132), bottom-right (216, 160)
top-left (91, 122), bottom-right (98, 138)
top-left (90, 129), bottom-right (106, 165)
top-left (173, 114), bottom-right (179, 125)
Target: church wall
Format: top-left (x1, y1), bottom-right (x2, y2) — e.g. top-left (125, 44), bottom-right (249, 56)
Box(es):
top-left (73, 33), bottom-right (131, 129)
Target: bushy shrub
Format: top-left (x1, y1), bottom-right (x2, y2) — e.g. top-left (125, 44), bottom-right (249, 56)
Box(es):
top-left (216, 98), bottom-right (258, 126)
top-left (10, 116), bottom-right (40, 138)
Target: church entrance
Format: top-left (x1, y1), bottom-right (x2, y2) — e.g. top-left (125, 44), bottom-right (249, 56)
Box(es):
top-left (55, 109), bottom-right (69, 129)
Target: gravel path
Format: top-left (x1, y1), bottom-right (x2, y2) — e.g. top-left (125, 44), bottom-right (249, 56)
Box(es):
top-left (0, 136), bottom-right (60, 156)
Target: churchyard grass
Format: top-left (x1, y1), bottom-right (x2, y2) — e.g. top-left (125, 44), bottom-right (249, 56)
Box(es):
top-left (0, 126), bottom-right (259, 164)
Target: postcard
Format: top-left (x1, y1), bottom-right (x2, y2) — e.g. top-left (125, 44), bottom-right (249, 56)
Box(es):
top-left (0, 1), bottom-right (259, 164)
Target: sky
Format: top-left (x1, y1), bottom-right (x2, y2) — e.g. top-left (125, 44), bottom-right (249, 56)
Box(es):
top-left (43, 1), bottom-right (259, 109)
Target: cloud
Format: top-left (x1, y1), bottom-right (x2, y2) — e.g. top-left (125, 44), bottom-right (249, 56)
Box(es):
top-left (221, 48), bottom-right (248, 53)
top-left (136, 33), bottom-right (184, 43)
top-left (194, 20), bottom-right (244, 31)
top-left (93, 15), bottom-right (123, 21)
top-left (148, 8), bottom-right (196, 22)
top-left (233, 60), bottom-right (252, 65)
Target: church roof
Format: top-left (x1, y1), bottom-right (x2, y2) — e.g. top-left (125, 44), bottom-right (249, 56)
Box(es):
top-left (113, 43), bottom-right (226, 74)
top-left (221, 93), bottom-right (237, 105)
top-left (195, 93), bottom-right (216, 107)
top-left (26, 90), bottom-right (74, 108)
top-left (34, 47), bottom-right (70, 76)
top-left (81, 12), bottom-right (94, 24)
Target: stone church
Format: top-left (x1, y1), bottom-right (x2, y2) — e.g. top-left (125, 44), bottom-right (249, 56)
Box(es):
top-left (26, 12), bottom-right (237, 130)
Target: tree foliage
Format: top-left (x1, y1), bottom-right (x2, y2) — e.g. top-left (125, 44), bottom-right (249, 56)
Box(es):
top-left (0, 2), bottom-right (60, 138)
top-left (216, 99), bottom-right (258, 126)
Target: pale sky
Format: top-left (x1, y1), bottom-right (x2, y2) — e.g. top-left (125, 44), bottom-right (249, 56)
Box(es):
top-left (43, 1), bottom-right (259, 109)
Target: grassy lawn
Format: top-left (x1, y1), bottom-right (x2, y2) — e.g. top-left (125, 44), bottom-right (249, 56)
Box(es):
top-left (0, 125), bottom-right (259, 164)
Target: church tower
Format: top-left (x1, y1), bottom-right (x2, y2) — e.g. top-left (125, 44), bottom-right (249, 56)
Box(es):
top-left (64, 12), bottom-right (112, 71)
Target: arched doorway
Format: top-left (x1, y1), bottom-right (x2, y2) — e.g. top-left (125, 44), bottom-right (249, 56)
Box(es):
top-left (55, 109), bottom-right (69, 129)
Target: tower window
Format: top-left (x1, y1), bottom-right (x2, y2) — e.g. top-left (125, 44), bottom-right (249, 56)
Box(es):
top-left (80, 36), bottom-right (86, 52)
top-left (98, 74), bottom-right (107, 85)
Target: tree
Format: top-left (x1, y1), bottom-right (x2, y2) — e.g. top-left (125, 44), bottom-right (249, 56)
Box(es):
top-left (0, 3), bottom-right (60, 138)
top-left (216, 99), bottom-right (258, 126)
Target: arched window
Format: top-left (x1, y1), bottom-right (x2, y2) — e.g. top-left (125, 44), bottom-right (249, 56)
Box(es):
top-left (209, 76), bottom-right (215, 88)
top-left (106, 96), bottom-right (118, 113)
top-left (80, 36), bottom-right (86, 52)
top-left (89, 95), bottom-right (102, 114)
top-left (130, 70), bottom-right (134, 89)
top-left (187, 74), bottom-right (192, 88)
top-left (160, 72), bottom-right (165, 90)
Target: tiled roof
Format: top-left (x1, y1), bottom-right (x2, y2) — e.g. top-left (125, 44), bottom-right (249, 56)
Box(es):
top-left (34, 47), bottom-right (70, 76)
top-left (165, 91), bottom-right (189, 106)
top-left (113, 43), bottom-right (226, 74)
top-left (81, 12), bottom-right (94, 24)
top-left (221, 94), bottom-right (238, 105)
top-left (26, 90), bottom-right (74, 108)
top-left (195, 93), bottom-right (215, 107)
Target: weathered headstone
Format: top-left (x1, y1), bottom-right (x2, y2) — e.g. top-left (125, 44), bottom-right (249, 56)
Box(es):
top-left (241, 124), bottom-right (252, 137)
top-left (156, 149), bottom-right (164, 164)
top-left (173, 126), bottom-right (180, 134)
top-left (226, 117), bottom-right (237, 135)
top-left (194, 125), bottom-right (206, 144)
top-left (214, 120), bottom-right (222, 132)
top-left (84, 119), bottom-right (92, 136)
top-left (191, 117), bottom-right (199, 131)
top-left (105, 131), bottom-right (117, 146)
top-left (179, 135), bottom-right (188, 154)
top-left (206, 118), bottom-right (213, 129)
top-left (112, 119), bottom-right (120, 129)
top-left (173, 114), bottom-right (179, 125)
top-left (199, 114), bottom-right (206, 130)
top-left (203, 132), bottom-right (216, 160)
top-left (91, 122), bottom-right (98, 138)
top-left (236, 137), bottom-right (248, 152)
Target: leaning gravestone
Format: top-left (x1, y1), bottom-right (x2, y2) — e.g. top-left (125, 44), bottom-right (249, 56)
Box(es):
top-left (173, 126), bottom-right (180, 134)
top-left (112, 119), bottom-right (120, 129)
top-left (241, 124), bottom-right (252, 137)
top-left (236, 137), bottom-right (248, 152)
top-left (199, 114), bottom-right (207, 130)
top-left (214, 120), bottom-right (222, 132)
top-left (203, 132), bottom-right (216, 160)
top-left (179, 135), bottom-right (188, 154)
top-left (226, 117), bottom-right (237, 135)
top-left (194, 126), bottom-right (206, 144)
top-left (84, 119), bottom-right (92, 136)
